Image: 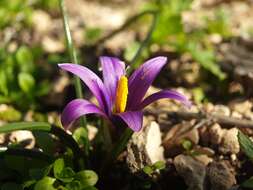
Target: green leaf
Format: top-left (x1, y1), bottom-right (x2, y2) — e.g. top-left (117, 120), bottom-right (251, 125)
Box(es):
top-left (238, 130), bottom-right (253, 159)
top-left (0, 70), bottom-right (8, 96)
top-left (75, 170), bottom-right (98, 188)
top-left (0, 106), bottom-right (21, 122)
top-left (85, 27), bottom-right (102, 44)
top-left (0, 122), bottom-right (51, 134)
top-left (30, 165), bottom-right (52, 180)
top-left (4, 155), bottom-right (26, 174)
top-left (57, 167), bottom-right (75, 183)
top-left (22, 180), bottom-right (36, 188)
top-left (143, 165), bottom-right (153, 175)
top-left (153, 161), bottom-right (166, 170)
top-left (181, 139), bottom-right (193, 151)
top-left (18, 72), bottom-right (35, 93)
top-left (53, 159), bottom-right (75, 183)
top-left (66, 180), bottom-right (82, 190)
top-left (34, 177), bottom-right (56, 190)
top-left (242, 176), bottom-right (253, 188)
top-left (192, 87), bottom-right (205, 104)
top-left (1, 182), bottom-right (22, 190)
top-left (53, 158), bottom-right (65, 178)
top-left (16, 46), bottom-right (34, 73)
top-left (73, 127), bottom-right (88, 146)
top-left (33, 131), bottom-right (55, 155)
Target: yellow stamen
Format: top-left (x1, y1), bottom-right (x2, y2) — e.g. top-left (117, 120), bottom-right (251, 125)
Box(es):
top-left (115, 76), bottom-right (128, 113)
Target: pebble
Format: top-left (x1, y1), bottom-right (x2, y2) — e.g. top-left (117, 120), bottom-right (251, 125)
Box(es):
top-left (219, 128), bottom-right (240, 155)
top-left (207, 161), bottom-right (236, 190)
top-left (174, 154), bottom-right (206, 190)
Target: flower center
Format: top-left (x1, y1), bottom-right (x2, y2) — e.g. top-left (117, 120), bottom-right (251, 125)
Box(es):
top-left (115, 75), bottom-right (128, 113)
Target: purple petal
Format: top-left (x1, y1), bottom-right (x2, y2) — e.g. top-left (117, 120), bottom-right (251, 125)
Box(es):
top-left (61, 99), bottom-right (107, 130)
top-left (127, 57), bottom-right (167, 110)
top-left (100, 56), bottom-right (125, 107)
top-left (58, 64), bottom-right (110, 114)
top-left (138, 90), bottom-right (191, 109)
top-left (116, 111), bottom-right (143, 132)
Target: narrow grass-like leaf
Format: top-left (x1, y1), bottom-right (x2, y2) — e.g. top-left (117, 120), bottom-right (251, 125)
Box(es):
top-left (0, 122), bottom-right (84, 168)
top-left (242, 176), bottom-right (253, 188)
top-left (0, 122), bottom-right (51, 134)
top-left (238, 130), bottom-right (253, 159)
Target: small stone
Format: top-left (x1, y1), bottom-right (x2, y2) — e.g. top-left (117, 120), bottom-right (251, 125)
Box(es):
top-left (207, 161), bottom-right (236, 190)
top-left (127, 121), bottom-right (164, 173)
top-left (0, 134), bottom-right (5, 144)
top-left (32, 10), bottom-right (52, 34)
top-left (42, 36), bottom-right (64, 53)
top-left (209, 123), bottom-right (224, 145)
top-left (230, 154), bottom-right (237, 162)
top-left (231, 111), bottom-right (243, 119)
top-left (174, 154), bottom-right (206, 190)
top-left (219, 128), bottom-right (240, 154)
top-left (194, 146), bottom-right (215, 156)
top-left (9, 130), bottom-right (35, 149)
top-left (87, 125), bottom-right (98, 141)
top-left (203, 102), bottom-right (214, 113)
top-left (194, 155), bottom-right (213, 166)
top-left (212, 105), bottom-right (231, 117)
top-left (230, 100), bottom-right (252, 114)
top-left (145, 122), bottom-right (164, 163)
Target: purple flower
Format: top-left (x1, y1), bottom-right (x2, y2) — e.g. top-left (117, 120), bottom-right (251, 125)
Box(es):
top-left (58, 56), bottom-right (191, 132)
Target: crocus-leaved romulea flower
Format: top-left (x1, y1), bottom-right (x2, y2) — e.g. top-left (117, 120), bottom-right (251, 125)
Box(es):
top-left (59, 56), bottom-right (191, 132)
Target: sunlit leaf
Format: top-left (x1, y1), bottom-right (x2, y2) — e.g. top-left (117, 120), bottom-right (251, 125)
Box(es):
top-left (53, 158), bottom-right (65, 178)
top-left (18, 72), bottom-right (35, 93)
top-left (143, 165), bottom-right (153, 175)
top-left (16, 46), bottom-right (34, 73)
top-left (153, 161), bottom-right (166, 170)
top-left (75, 170), bottom-right (98, 188)
top-left (34, 177), bottom-right (56, 190)
top-left (0, 122), bottom-right (51, 134)
top-left (73, 127), bottom-right (88, 147)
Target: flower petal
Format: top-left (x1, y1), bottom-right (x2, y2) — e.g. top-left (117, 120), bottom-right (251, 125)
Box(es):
top-left (61, 99), bottom-right (107, 130)
top-left (100, 56), bottom-right (125, 107)
top-left (127, 56), bottom-right (167, 110)
top-left (116, 111), bottom-right (143, 132)
top-left (138, 90), bottom-right (191, 109)
top-left (58, 64), bottom-right (110, 113)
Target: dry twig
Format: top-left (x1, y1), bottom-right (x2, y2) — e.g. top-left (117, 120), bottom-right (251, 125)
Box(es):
top-left (145, 109), bottom-right (253, 128)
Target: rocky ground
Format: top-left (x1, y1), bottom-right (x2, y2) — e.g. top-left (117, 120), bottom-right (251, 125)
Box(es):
top-left (1, 0), bottom-right (253, 189)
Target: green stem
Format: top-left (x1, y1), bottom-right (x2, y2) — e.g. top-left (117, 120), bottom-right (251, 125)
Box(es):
top-left (101, 119), bottom-right (112, 150)
top-left (110, 128), bottom-right (133, 160)
top-left (0, 147), bottom-right (53, 163)
top-left (59, 0), bottom-right (89, 156)
top-left (129, 11), bottom-right (158, 71)
top-left (101, 128), bottom-right (133, 173)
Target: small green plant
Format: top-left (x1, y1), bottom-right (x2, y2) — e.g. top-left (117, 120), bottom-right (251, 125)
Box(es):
top-left (143, 161), bottom-right (166, 176)
top-left (24, 158), bottom-right (98, 190)
top-left (0, 46), bottom-right (50, 109)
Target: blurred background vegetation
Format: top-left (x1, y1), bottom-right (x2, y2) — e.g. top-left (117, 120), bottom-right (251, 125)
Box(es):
top-left (0, 0), bottom-right (253, 116)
